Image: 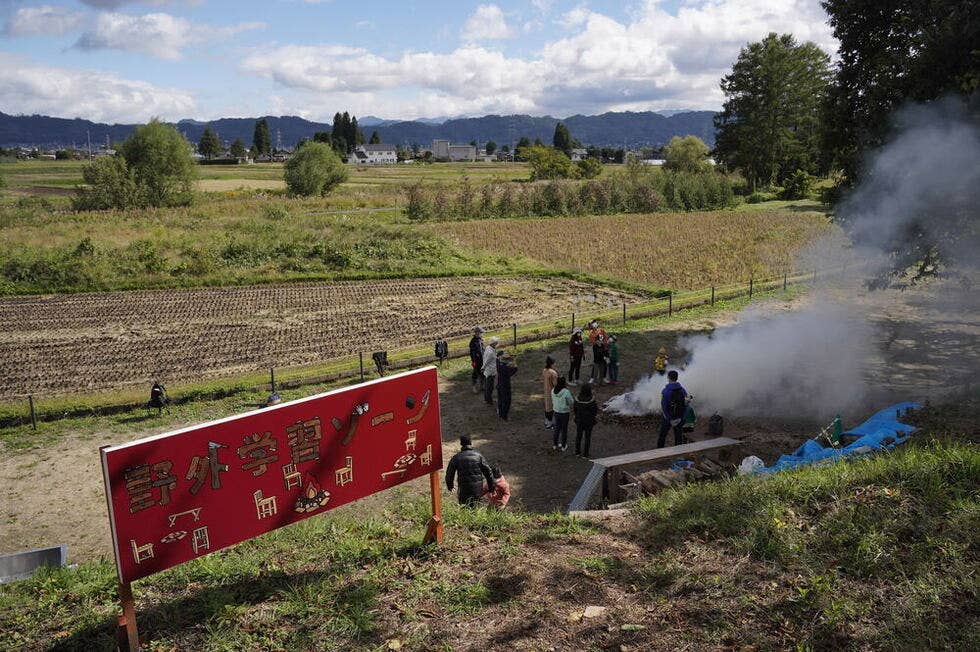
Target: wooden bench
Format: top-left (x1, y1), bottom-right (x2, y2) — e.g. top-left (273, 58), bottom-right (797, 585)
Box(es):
top-left (566, 437), bottom-right (742, 513)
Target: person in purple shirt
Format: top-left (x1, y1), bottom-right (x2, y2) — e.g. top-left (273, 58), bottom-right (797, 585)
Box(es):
top-left (658, 370), bottom-right (688, 448)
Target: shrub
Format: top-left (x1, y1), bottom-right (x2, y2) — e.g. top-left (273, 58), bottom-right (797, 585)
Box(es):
top-left (747, 191), bottom-right (769, 204)
top-left (263, 203), bottom-right (289, 220)
top-left (526, 145), bottom-right (578, 180)
top-left (284, 141), bottom-right (348, 196)
top-left (405, 181), bottom-right (430, 221)
top-left (663, 135), bottom-right (711, 173)
top-left (576, 157), bottom-right (603, 179)
top-left (781, 169), bottom-right (813, 199)
top-left (119, 121), bottom-right (196, 207)
top-left (72, 156), bottom-right (138, 211)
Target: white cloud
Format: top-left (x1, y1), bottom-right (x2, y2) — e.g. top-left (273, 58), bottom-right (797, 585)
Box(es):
top-left (79, 0), bottom-right (180, 6)
top-left (74, 12), bottom-right (263, 60)
top-left (462, 4), bottom-right (515, 42)
top-left (4, 5), bottom-right (85, 36)
top-left (530, 0), bottom-right (553, 12)
top-left (0, 52), bottom-right (194, 122)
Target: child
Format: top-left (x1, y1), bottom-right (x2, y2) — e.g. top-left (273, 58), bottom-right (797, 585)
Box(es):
top-left (483, 465), bottom-right (511, 509)
top-left (573, 384), bottom-right (598, 457)
top-left (551, 377), bottom-right (575, 451)
top-left (654, 346), bottom-right (668, 375)
top-left (607, 335), bottom-right (620, 384)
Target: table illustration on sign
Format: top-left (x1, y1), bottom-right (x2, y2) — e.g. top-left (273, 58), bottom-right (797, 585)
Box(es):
top-left (382, 452), bottom-right (419, 480)
top-left (253, 489), bottom-right (278, 519)
top-left (294, 474), bottom-right (330, 513)
top-left (370, 412), bottom-right (394, 427)
top-left (406, 389), bottom-right (431, 425)
top-left (130, 539), bottom-right (154, 564)
top-left (191, 526), bottom-right (210, 554)
top-left (160, 531), bottom-right (187, 544)
top-left (282, 462), bottom-right (302, 491)
top-left (334, 456), bottom-right (354, 486)
top-left (167, 507), bottom-right (202, 527)
top-left (421, 443), bottom-right (433, 467)
top-left (405, 429), bottom-right (417, 451)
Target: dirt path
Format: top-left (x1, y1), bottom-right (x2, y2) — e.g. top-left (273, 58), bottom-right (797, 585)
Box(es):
top-left (2, 278), bottom-right (975, 562)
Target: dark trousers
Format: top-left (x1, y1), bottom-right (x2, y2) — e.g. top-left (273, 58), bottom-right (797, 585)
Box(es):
top-left (657, 418), bottom-right (685, 448)
top-left (592, 358), bottom-right (607, 383)
top-left (458, 491), bottom-right (480, 507)
top-left (608, 361), bottom-right (619, 382)
top-left (484, 375), bottom-right (495, 404)
top-left (576, 424), bottom-right (594, 456)
top-left (498, 388), bottom-right (512, 420)
top-left (472, 365), bottom-right (483, 388)
top-left (553, 412), bottom-right (570, 448)
top-left (569, 356), bottom-right (582, 381)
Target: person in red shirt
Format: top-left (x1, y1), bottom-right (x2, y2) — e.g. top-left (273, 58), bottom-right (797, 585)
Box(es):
top-left (483, 465), bottom-right (511, 509)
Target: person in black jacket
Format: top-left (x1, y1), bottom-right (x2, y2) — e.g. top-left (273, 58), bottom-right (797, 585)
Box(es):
top-left (568, 327), bottom-right (584, 385)
top-left (495, 350), bottom-right (518, 420)
top-left (469, 327), bottom-right (485, 393)
top-left (573, 384), bottom-right (599, 457)
top-left (445, 436), bottom-right (495, 506)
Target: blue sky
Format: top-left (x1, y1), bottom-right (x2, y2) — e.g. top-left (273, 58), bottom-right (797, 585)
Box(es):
top-left (0, 0), bottom-right (837, 123)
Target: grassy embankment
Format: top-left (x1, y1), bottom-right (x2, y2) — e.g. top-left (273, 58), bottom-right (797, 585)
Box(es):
top-left (1, 403), bottom-right (975, 651)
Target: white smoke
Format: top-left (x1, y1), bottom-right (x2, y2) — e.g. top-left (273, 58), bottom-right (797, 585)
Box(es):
top-left (605, 300), bottom-right (873, 420)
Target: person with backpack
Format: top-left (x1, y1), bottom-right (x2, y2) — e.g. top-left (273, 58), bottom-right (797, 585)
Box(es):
top-left (607, 335), bottom-right (620, 384)
top-left (658, 370), bottom-right (688, 448)
top-left (573, 384), bottom-right (599, 457)
top-left (568, 327), bottom-right (584, 385)
top-left (149, 380), bottom-right (169, 414)
top-left (495, 350), bottom-right (518, 420)
top-left (541, 355), bottom-right (558, 429)
top-left (445, 436), bottom-right (495, 506)
top-left (434, 337), bottom-right (449, 365)
top-left (551, 377), bottom-right (575, 451)
top-left (469, 327), bottom-right (485, 392)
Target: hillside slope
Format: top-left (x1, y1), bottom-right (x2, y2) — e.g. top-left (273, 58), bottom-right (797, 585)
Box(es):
top-left (1, 406), bottom-right (976, 651)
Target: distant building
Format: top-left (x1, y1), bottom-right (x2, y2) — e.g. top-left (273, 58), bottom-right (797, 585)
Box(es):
top-left (570, 148), bottom-right (588, 161)
top-left (432, 139), bottom-right (450, 159)
top-left (430, 139), bottom-right (476, 162)
top-left (353, 143), bottom-right (397, 165)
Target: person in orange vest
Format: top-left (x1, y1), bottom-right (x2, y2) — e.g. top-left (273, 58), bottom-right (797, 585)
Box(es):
top-left (483, 465), bottom-right (511, 509)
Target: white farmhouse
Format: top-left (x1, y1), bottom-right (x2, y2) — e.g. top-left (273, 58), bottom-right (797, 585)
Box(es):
top-left (353, 143), bottom-right (397, 165)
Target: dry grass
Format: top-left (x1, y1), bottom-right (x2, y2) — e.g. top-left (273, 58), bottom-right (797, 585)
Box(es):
top-left (436, 210), bottom-right (839, 289)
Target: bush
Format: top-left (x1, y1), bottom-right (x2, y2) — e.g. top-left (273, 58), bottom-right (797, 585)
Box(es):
top-left (263, 203), bottom-right (289, 220)
top-left (663, 135), bottom-right (710, 173)
top-left (781, 169), bottom-right (813, 199)
top-left (746, 191), bottom-right (769, 204)
top-left (526, 145), bottom-right (577, 180)
top-left (284, 142), bottom-right (348, 196)
top-left (576, 157), bottom-right (603, 179)
top-left (72, 156), bottom-right (137, 211)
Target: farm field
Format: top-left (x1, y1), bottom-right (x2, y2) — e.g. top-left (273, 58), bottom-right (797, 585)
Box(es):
top-left (436, 211), bottom-right (840, 289)
top-left (0, 276), bottom-right (639, 399)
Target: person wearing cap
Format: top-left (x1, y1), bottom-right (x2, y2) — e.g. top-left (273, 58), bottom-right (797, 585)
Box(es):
top-left (445, 436), bottom-right (495, 506)
top-left (469, 327), bottom-right (485, 392)
top-left (541, 355), bottom-right (558, 429)
top-left (568, 327), bottom-right (584, 385)
top-left (482, 336), bottom-right (500, 405)
top-left (495, 349), bottom-right (518, 420)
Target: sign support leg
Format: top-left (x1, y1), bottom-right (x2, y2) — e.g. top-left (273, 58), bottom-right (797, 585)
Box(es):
top-left (116, 582), bottom-right (139, 651)
top-left (423, 470), bottom-right (443, 545)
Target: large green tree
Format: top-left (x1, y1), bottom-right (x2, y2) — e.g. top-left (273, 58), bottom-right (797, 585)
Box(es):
top-left (252, 118), bottom-right (271, 156)
top-left (714, 33), bottom-right (831, 190)
top-left (822, 0), bottom-right (980, 182)
top-left (663, 135), bottom-right (710, 173)
top-left (198, 126), bottom-right (221, 159)
top-left (229, 138), bottom-right (247, 159)
top-left (284, 141), bottom-right (349, 196)
top-left (526, 145), bottom-right (577, 180)
top-left (552, 122), bottom-right (573, 155)
top-left (369, 130), bottom-right (381, 144)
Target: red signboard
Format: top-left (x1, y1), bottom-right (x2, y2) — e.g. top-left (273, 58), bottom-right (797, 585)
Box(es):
top-left (101, 367), bottom-right (443, 584)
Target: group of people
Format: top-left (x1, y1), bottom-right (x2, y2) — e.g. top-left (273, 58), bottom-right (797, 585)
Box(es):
top-left (468, 326), bottom-right (519, 421)
top-left (567, 319), bottom-right (620, 386)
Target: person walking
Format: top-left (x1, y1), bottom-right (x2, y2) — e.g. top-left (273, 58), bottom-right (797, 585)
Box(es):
top-left (469, 327), bottom-right (485, 392)
top-left (541, 355), bottom-right (559, 429)
top-left (658, 370), bottom-right (688, 448)
top-left (496, 350), bottom-right (518, 420)
top-left (482, 336), bottom-right (499, 405)
top-left (551, 377), bottom-right (575, 451)
top-left (482, 465), bottom-right (512, 509)
top-left (445, 436), bottom-right (495, 506)
top-left (607, 335), bottom-right (620, 384)
top-left (434, 337), bottom-right (449, 365)
top-left (573, 384), bottom-right (599, 457)
top-left (568, 328), bottom-right (584, 385)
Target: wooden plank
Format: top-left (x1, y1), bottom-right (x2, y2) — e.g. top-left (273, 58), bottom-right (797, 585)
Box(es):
top-left (591, 437), bottom-right (742, 470)
top-left (568, 508), bottom-right (630, 520)
top-left (567, 463), bottom-right (606, 513)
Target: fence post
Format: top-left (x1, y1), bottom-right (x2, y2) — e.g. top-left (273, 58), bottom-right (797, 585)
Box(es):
top-left (29, 394), bottom-right (37, 431)
top-left (513, 323), bottom-right (517, 350)
top-left (749, 278), bottom-right (753, 298)
top-left (359, 352), bottom-right (365, 382)
top-left (622, 302), bottom-right (627, 325)
top-left (270, 368), bottom-right (276, 393)
top-left (668, 292), bottom-right (673, 316)
top-left (711, 286), bottom-right (715, 306)
top-left (783, 271), bottom-right (787, 291)
top-left (571, 312), bottom-right (575, 330)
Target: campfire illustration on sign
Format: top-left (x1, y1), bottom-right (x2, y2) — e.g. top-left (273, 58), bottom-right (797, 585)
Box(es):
top-left (294, 474), bottom-right (331, 513)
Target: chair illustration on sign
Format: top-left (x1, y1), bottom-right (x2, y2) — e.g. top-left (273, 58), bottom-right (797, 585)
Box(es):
top-left (335, 456), bottom-right (353, 486)
top-left (282, 462), bottom-right (302, 491)
top-left (192, 526), bottom-right (210, 554)
top-left (130, 539), bottom-right (154, 565)
top-left (421, 443), bottom-right (433, 467)
top-left (253, 490), bottom-right (278, 519)
top-left (405, 429), bottom-right (417, 451)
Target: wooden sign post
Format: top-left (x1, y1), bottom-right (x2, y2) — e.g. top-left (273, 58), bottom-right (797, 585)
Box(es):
top-left (102, 367), bottom-right (444, 651)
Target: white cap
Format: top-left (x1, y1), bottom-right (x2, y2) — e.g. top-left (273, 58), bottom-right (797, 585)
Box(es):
top-left (488, 336), bottom-right (500, 345)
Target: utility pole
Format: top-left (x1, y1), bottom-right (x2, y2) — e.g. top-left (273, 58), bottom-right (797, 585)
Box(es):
top-left (87, 130), bottom-right (92, 158)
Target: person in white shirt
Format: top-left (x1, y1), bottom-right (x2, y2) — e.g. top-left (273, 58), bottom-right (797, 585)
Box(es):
top-left (482, 337), bottom-right (499, 405)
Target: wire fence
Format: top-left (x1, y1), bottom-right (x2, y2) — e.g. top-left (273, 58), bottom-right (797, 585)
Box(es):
top-left (4, 266), bottom-right (846, 428)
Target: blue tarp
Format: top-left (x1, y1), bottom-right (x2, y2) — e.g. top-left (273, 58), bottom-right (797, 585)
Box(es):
top-left (758, 402), bottom-right (921, 474)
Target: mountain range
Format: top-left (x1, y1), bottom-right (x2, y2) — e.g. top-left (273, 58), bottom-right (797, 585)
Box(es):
top-left (0, 110), bottom-right (717, 149)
